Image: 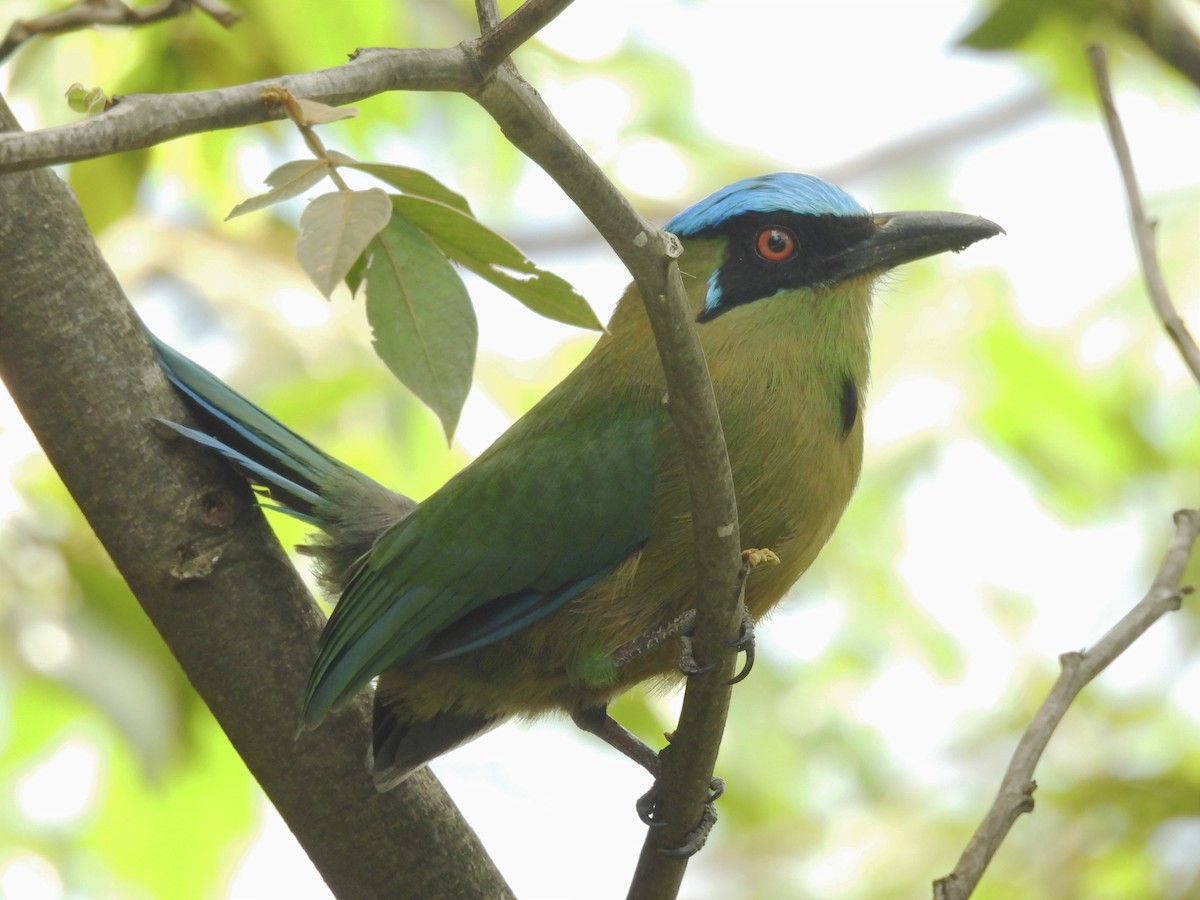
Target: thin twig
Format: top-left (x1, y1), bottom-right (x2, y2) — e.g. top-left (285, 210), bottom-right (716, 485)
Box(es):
top-left (933, 509), bottom-right (1200, 900)
top-left (474, 0), bottom-right (576, 70)
top-left (0, 0), bottom-right (241, 65)
top-left (1087, 43), bottom-right (1200, 387)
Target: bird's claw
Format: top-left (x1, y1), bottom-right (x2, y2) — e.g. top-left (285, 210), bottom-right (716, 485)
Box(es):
top-left (726, 608), bottom-right (756, 685)
top-left (678, 632), bottom-right (716, 676)
top-left (636, 785), bottom-right (665, 827)
top-left (678, 609), bottom-right (756, 682)
top-left (674, 547), bottom-right (771, 680)
top-left (706, 777), bottom-right (725, 804)
top-left (660, 801), bottom-right (718, 858)
top-left (636, 776), bottom-right (724, 856)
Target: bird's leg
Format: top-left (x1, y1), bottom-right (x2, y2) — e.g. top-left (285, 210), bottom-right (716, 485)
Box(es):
top-left (571, 704), bottom-right (723, 856)
top-left (609, 607), bottom-right (697, 670)
top-left (570, 705), bottom-right (661, 777)
top-left (579, 549), bottom-right (777, 855)
top-left (611, 548), bottom-right (775, 683)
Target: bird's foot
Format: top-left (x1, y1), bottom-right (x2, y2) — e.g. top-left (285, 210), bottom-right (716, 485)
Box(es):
top-left (636, 776), bottom-right (724, 857)
top-left (678, 548), bottom-right (771, 679)
top-left (679, 604), bottom-right (756, 684)
top-left (725, 606), bottom-right (756, 685)
top-left (676, 621), bottom-right (712, 677)
top-left (570, 706), bottom-right (723, 855)
top-left (611, 608), bottom-right (698, 670)
top-left (611, 547), bottom-right (772, 679)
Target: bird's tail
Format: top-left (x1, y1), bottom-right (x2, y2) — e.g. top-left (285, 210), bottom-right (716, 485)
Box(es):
top-left (151, 334), bottom-right (414, 588)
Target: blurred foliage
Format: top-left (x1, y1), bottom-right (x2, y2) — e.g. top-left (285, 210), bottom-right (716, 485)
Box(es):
top-left (2, 0), bottom-right (1200, 898)
top-left (961, 0), bottom-right (1200, 97)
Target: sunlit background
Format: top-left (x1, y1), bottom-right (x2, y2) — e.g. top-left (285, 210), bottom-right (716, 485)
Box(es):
top-left (3, 0), bottom-right (1200, 897)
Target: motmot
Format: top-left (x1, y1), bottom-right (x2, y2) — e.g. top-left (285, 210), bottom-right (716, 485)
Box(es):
top-left (154, 172), bottom-right (1000, 811)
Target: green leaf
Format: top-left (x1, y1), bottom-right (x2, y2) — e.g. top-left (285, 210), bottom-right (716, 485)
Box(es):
top-left (65, 82), bottom-right (109, 115)
top-left (393, 195), bottom-right (602, 331)
top-left (959, 0), bottom-right (1046, 50)
top-left (345, 251), bottom-right (367, 297)
top-left (364, 213), bottom-right (477, 440)
top-left (297, 188), bottom-right (393, 298)
top-left (226, 159), bottom-right (331, 220)
top-left (331, 154), bottom-right (473, 215)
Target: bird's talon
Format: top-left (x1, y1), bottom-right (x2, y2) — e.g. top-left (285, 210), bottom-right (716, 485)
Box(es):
top-left (726, 643), bottom-right (755, 685)
top-left (725, 608), bottom-right (755, 650)
top-left (681, 659), bottom-right (717, 677)
top-left (636, 786), bottom-right (666, 827)
top-left (678, 633), bottom-right (715, 676)
top-left (658, 800), bottom-right (719, 858)
top-left (725, 609), bottom-right (757, 685)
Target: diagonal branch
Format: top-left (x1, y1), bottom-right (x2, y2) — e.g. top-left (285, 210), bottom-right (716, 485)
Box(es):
top-left (0, 0), bottom-right (241, 66)
top-left (474, 0), bottom-right (576, 70)
top-left (0, 0), bottom-right (573, 175)
top-left (933, 509), bottom-right (1200, 900)
top-left (0, 46), bottom-right (474, 173)
top-left (1087, 43), bottom-right (1200, 387)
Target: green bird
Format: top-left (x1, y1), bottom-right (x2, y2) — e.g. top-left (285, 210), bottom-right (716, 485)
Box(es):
top-left (155, 172), bottom-right (1000, 803)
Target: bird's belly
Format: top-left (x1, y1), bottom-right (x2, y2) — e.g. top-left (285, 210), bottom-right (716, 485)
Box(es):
top-left (382, 408), bottom-right (863, 723)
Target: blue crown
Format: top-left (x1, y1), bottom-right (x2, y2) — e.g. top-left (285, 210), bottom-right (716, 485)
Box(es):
top-left (666, 172), bottom-right (866, 236)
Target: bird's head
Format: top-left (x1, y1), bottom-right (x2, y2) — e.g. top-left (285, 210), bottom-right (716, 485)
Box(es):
top-left (665, 172), bottom-right (1002, 322)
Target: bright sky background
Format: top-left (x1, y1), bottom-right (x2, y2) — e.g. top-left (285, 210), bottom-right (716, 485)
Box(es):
top-left (3, 1), bottom-right (1199, 898)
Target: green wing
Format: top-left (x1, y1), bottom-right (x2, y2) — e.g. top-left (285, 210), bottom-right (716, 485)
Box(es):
top-left (301, 388), bottom-right (664, 725)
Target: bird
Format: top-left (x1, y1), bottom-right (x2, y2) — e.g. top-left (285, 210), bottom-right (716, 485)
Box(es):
top-left (154, 172), bottom-right (1000, 801)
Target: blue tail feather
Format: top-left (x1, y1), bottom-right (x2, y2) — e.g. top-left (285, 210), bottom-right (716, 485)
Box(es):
top-left (150, 334), bottom-right (406, 538)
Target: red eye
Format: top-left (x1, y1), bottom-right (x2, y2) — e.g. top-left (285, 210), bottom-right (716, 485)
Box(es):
top-left (755, 227), bottom-right (796, 262)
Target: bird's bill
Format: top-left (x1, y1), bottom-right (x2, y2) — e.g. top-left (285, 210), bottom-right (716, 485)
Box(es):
top-left (822, 210), bottom-right (1003, 283)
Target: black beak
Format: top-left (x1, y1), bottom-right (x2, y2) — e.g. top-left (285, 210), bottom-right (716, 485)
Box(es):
top-left (819, 211), bottom-right (1004, 284)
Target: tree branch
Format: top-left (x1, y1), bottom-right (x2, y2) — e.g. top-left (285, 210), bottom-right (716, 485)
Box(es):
top-left (933, 509), bottom-right (1200, 900)
top-left (474, 0), bottom-right (576, 70)
top-left (0, 0), bottom-right (241, 66)
top-left (1087, 43), bottom-right (1200, 387)
top-left (0, 0), bottom-right (587, 175)
top-left (0, 46), bottom-right (474, 173)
